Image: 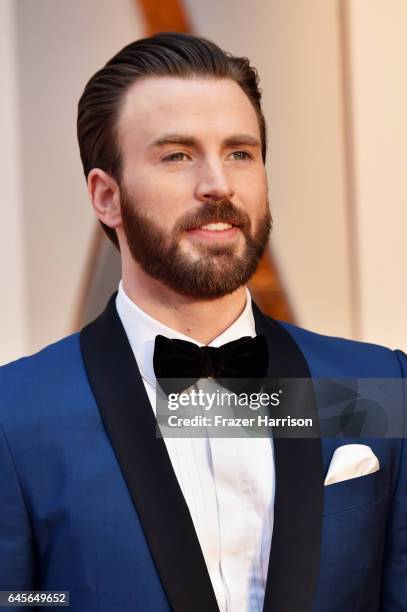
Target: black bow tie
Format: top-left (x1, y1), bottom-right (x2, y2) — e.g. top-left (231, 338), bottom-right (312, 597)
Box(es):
top-left (153, 334), bottom-right (269, 395)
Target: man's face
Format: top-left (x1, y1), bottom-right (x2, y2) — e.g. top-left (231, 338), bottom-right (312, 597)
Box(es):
top-left (116, 76), bottom-right (271, 298)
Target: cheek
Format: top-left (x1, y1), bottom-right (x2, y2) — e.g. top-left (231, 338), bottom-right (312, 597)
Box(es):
top-left (236, 165), bottom-right (267, 199)
top-left (125, 174), bottom-right (188, 224)
top-left (239, 182), bottom-right (268, 216)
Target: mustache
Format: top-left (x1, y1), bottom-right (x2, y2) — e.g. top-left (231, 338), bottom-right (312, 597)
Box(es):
top-left (173, 200), bottom-right (251, 233)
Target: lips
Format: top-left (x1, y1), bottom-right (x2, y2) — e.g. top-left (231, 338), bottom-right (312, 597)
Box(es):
top-left (199, 222), bottom-right (233, 231)
top-left (186, 222), bottom-right (239, 241)
top-left (187, 220), bottom-right (240, 231)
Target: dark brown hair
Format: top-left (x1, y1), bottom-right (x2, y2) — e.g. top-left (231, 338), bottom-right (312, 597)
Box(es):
top-left (77, 32), bottom-right (267, 249)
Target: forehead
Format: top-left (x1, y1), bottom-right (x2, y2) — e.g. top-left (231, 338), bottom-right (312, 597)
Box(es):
top-left (117, 76), bottom-right (261, 152)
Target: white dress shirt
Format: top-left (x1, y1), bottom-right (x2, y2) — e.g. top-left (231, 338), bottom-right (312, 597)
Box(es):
top-left (116, 281), bottom-right (275, 612)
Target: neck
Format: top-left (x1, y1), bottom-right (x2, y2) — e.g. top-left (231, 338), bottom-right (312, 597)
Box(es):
top-left (122, 265), bottom-right (247, 345)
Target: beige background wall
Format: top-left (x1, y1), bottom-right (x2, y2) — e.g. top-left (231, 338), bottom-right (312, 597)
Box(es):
top-left (1, 0), bottom-right (406, 365)
top-left (346, 0), bottom-right (407, 348)
top-left (1, 0), bottom-right (27, 363)
top-left (0, 0), bottom-right (144, 364)
top-left (16, 0), bottom-right (145, 353)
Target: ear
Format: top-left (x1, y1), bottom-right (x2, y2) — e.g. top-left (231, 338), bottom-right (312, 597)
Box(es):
top-left (87, 168), bottom-right (122, 228)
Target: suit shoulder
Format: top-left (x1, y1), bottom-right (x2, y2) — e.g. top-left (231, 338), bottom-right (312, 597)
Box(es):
top-left (0, 333), bottom-right (87, 423)
top-left (0, 333), bottom-right (81, 377)
top-left (269, 318), bottom-right (404, 378)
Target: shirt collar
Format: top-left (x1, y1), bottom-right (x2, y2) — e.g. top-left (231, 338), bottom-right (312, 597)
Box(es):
top-left (115, 280), bottom-right (256, 387)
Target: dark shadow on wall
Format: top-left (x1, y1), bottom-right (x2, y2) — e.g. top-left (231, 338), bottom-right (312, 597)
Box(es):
top-left (79, 234), bottom-right (122, 327)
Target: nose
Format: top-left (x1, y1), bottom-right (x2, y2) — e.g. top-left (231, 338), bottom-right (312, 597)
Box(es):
top-left (194, 159), bottom-right (234, 203)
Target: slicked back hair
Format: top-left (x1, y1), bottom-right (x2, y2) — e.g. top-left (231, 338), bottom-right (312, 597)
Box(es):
top-left (77, 32), bottom-right (267, 249)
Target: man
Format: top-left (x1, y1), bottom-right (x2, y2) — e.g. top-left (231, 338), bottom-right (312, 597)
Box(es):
top-left (0, 33), bottom-right (405, 612)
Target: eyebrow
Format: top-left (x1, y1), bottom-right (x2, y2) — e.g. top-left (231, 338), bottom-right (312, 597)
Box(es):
top-left (149, 133), bottom-right (261, 149)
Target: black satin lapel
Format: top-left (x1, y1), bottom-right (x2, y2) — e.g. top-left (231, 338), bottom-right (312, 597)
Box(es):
top-left (252, 302), bottom-right (323, 612)
top-left (80, 293), bottom-right (219, 612)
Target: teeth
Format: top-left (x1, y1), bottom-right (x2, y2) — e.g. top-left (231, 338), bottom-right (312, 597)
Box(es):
top-left (200, 223), bottom-right (233, 231)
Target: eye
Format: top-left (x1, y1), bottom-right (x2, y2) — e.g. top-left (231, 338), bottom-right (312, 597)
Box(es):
top-left (162, 152), bottom-right (191, 162)
top-left (230, 150), bottom-right (252, 161)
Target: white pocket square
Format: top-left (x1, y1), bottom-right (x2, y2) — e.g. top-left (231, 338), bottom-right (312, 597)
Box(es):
top-left (324, 444), bottom-right (380, 486)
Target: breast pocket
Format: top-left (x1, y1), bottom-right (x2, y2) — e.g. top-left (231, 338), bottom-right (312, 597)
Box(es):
top-left (322, 465), bottom-right (389, 516)
top-left (313, 467), bottom-right (391, 611)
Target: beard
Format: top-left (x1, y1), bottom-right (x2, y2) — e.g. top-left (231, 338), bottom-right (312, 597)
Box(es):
top-left (120, 186), bottom-right (272, 299)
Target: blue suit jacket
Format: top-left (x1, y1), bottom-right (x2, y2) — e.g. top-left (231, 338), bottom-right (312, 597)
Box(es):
top-left (0, 294), bottom-right (406, 612)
